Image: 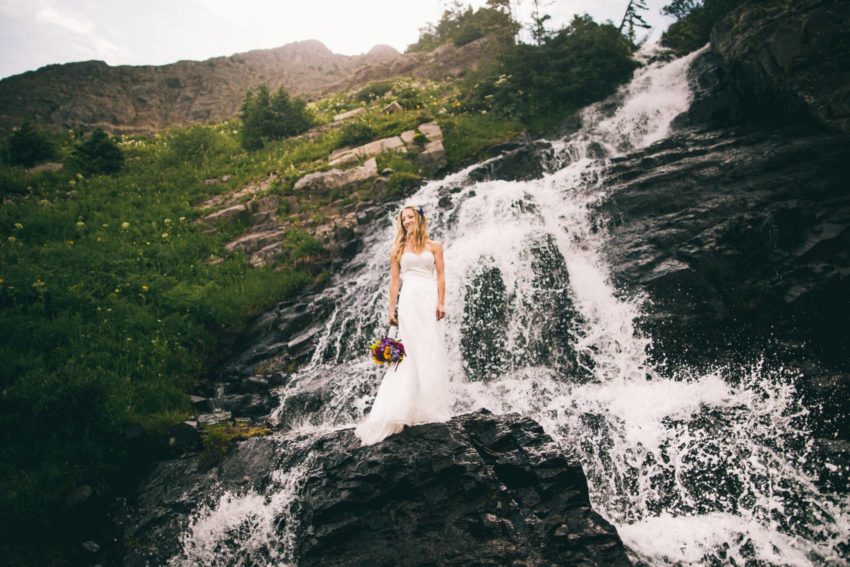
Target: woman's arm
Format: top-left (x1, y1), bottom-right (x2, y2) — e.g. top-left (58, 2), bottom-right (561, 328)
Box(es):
top-left (388, 253), bottom-right (401, 326)
top-left (433, 242), bottom-right (446, 321)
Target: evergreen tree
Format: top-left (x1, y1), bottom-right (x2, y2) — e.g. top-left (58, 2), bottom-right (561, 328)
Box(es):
top-left (240, 85), bottom-right (314, 150)
top-left (3, 121), bottom-right (56, 167)
top-left (619, 0), bottom-right (652, 44)
top-left (529, 0), bottom-right (553, 45)
top-left (73, 128), bottom-right (124, 174)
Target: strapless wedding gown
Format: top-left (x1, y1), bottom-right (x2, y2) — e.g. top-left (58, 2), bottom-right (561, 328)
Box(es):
top-left (355, 250), bottom-right (452, 446)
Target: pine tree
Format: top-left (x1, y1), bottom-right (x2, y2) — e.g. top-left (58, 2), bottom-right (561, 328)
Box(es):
top-left (619, 0), bottom-right (652, 43)
top-left (73, 128), bottom-right (124, 174)
top-left (529, 0), bottom-right (553, 45)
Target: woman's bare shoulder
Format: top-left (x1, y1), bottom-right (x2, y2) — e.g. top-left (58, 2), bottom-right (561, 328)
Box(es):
top-left (427, 239), bottom-right (443, 251)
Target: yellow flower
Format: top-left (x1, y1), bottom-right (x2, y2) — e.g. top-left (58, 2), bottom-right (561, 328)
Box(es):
top-left (7, 236), bottom-right (15, 243)
top-left (76, 221), bottom-right (86, 229)
top-left (66, 240), bottom-right (74, 245)
top-left (13, 223), bottom-right (23, 230)
top-left (161, 232), bottom-right (170, 239)
top-left (121, 221), bottom-right (130, 230)
top-left (141, 284), bottom-right (150, 292)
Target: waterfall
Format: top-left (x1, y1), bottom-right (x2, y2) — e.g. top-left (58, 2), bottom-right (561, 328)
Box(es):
top-left (170, 45), bottom-right (849, 566)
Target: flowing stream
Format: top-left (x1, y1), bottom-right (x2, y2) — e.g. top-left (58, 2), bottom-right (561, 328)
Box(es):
top-left (171, 45), bottom-right (849, 566)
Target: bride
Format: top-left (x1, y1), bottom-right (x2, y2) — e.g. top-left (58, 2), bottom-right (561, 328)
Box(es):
top-left (354, 205), bottom-right (452, 446)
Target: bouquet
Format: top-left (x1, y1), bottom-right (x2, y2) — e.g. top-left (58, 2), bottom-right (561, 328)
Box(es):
top-left (369, 327), bottom-right (406, 371)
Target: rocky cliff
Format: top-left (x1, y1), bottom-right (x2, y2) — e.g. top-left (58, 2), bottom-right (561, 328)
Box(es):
top-left (0, 36), bottom-right (497, 135)
top-left (710, 0), bottom-right (850, 134)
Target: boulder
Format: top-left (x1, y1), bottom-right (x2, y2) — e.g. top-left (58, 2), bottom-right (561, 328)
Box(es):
top-left (296, 409), bottom-right (630, 566)
top-left (418, 122), bottom-right (443, 141)
top-left (415, 139), bottom-right (447, 174)
top-left (294, 157), bottom-right (378, 192)
top-left (329, 136), bottom-right (406, 167)
top-left (224, 227), bottom-right (286, 254)
top-left (333, 107), bottom-right (366, 122)
top-left (381, 100), bottom-right (404, 114)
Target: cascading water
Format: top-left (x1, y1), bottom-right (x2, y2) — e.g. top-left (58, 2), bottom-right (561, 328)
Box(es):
top-left (171, 45), bottom-right (849, 566)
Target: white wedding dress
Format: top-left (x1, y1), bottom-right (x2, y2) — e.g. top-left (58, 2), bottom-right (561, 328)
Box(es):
top-left (355, 249), bottom-right (452, 446)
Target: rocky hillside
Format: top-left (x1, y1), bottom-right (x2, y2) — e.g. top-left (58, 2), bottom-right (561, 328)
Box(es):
top-left (0, 36), bottom-right (497, 135)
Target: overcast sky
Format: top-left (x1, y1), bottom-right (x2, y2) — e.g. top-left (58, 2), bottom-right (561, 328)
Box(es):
top-left (0, 0), bottom-right (675, 79)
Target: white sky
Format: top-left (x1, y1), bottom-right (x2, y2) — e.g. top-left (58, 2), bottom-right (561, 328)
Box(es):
top-left (0, 0), bottom-right (675, 79)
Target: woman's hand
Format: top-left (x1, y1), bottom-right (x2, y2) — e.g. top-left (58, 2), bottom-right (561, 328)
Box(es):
top-left (436, 304), bottom-right (445, 321)
top-left (389, 314), bottom-right (399, 327)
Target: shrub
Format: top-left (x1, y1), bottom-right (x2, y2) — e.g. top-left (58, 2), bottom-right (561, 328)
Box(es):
top-left (3, 122), bottom-right (56, 167)
top-left (72, 128), bottom-right (124, 174)
top-left (465, 15), bottom-right (637, 130)
top-left (164, 125), bottom-right (238, 166)
top-left (354, 81), bottom-right (394, 103)
top-left (337, 121), bottom-right (375, 148)
top-left (660, 0), bottom-right (746, 55)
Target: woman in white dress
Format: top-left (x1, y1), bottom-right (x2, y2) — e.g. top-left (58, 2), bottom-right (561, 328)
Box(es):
top-left (354, 205), bottom-right (452, 446)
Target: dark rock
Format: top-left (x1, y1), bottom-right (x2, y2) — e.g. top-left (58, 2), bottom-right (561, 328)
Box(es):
top-left (467, 140), bottom-right (552, 182)
top-left (189, 394), bottom-right (214, 413)
top-left (215, 393), bottom-right (274, 418)
top-left (598, 126), bottom-right (850, 439)
top-left (241, 375), bottom-right (269, 393)
top-left (197, 409), bottom-right (232, 426)
top-left (118, 411), bottom-right (628, 566)
top-left (63, 485), bottom-right (93, 513)
top-left (81, 540), bottom-right (101, 554)
top-left (296, 409), bottom-right (629, 566)
top-left (162, 420), bottom-right (201, 453)
top-left (710, 0), bottom-right (850, 134)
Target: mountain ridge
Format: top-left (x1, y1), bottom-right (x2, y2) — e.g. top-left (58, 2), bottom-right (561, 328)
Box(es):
top-left (0, 36), bottom-right (496, 135)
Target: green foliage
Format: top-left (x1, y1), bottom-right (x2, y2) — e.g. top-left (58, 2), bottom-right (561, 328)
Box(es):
top-left (440, 114), bottom-right (522, 165)
top-left (2, 122), bottom-right (56, 167)
top-left (337, 121), bottom-right (375, 148)
top-left (164, 124), bottom-right (239, 167)
top-left (661, 0), bottom-right (746, 55)
top-left (72, 128), bottom-right (125, 175)
top-left (240, 85), bottom-right (315, 150)
top-left (354, 80), bottom-right (394, 103)
top-left (465, 15), bottom-right (637, 130)
top-left (407, 0), bottom-right (520, 52)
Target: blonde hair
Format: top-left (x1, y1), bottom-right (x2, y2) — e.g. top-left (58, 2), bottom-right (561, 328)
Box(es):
top-left (391, 206), bottom-right (428, 262)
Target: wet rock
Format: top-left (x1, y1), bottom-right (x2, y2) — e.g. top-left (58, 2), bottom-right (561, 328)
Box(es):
top-left (215, 393), bottom-right (275, 418)
top-left (461, 260), bottom-right (510, 381)
top-left (467, 140), bottom-right (551, 182)
top-left (117, 411), bottom-right (627, 567)
top-left (296, 409), bottom-right (630, 566)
